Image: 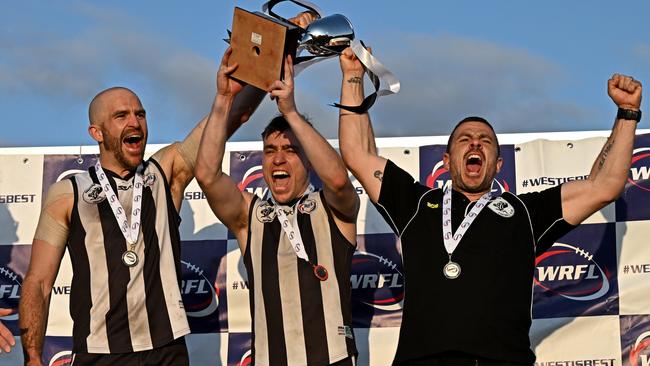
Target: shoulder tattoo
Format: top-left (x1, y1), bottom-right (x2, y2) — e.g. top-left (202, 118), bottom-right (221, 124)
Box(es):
top-left (373, 170), bottom-right (383, 182)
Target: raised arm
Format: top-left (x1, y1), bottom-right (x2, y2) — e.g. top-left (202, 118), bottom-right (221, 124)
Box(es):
top-left (154, 12), bottom-right (316, 211)
top-left (561, 73), bottom-right (642, 225)
top-left (195, 48), bottom-right (254, 246)
top-left (269, 56), bottom-right (359, 227)
top-left (337, 47), bottom-right (387, 203)
top-left (19, 180), bottom-right (71, 366)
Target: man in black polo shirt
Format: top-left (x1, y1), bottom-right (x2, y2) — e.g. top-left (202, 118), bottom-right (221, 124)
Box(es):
top-left (336, 46), bottom-right (642, 365)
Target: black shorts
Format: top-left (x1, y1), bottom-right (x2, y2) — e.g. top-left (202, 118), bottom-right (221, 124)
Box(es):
top-left (71, 337), bottom-right (189, 366)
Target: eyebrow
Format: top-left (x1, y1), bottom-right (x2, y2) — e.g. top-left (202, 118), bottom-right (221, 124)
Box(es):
top-left (263, 143), bottom-right (300, 150)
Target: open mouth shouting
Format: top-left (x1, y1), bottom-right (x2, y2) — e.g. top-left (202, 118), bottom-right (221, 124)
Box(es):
top-left (271, 170), bottom-right (291, 192)
top-left (465, 153), bottom-right (483, 177)
top-left (122, 130), bottom-right (145, 155)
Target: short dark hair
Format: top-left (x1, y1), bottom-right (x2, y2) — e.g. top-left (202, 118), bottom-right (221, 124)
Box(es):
top-left (446, 116), bottom-right (500, 156)
top-left (260, 114), bottom-right (313, 140)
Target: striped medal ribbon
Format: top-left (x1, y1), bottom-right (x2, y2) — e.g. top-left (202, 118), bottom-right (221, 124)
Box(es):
top-left (95, 161), bottom-right (145, 267)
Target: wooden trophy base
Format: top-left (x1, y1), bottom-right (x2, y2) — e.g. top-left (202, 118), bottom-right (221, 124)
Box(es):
top-left (230, 7), bottom-right (301, 91)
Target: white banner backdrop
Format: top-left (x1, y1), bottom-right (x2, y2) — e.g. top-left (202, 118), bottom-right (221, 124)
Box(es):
top-left (0, 130), bottom-right (649, 366)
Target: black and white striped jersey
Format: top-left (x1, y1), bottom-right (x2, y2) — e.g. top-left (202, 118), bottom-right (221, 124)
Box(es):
top-left (67, 158), bottom-right (189, 354)
top-left (244, 191), bottom-right (357, 366)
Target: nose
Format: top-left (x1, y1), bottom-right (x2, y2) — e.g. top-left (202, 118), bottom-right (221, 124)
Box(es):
top-left (470, 137), bottom-right (482, 150)
top-left (126, 112), bottom-right (140, 128)
top-left (273, 150), bottom-right (286, 165)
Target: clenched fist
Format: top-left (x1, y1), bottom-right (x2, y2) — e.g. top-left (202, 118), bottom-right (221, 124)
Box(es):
top-left (608, 73), bottom-right (642, 110)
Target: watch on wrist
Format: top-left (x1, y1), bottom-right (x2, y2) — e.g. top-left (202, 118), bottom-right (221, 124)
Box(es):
top-left (617, 107), bottom-right (642, 122)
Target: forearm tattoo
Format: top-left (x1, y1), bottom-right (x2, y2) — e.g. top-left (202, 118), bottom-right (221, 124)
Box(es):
top-left (374, 170), bottom-right (383, 181)
top-left (347, 76), bottom-right (362, 84)
top-left (598, 140), bottom-right (614, 170)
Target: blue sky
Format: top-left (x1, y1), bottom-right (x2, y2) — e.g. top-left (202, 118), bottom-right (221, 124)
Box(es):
top-left (1, 0), bottom-right (649, 147)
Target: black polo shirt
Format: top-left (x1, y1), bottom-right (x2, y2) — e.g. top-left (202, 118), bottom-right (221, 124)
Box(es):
top-left (377, 160), bottom-right (574, 365)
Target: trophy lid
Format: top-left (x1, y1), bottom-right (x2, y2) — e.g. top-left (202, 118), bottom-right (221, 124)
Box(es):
top-left (299, 14), bottom-right (354, 56)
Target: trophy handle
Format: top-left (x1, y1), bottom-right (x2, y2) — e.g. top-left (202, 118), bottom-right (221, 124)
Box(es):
top-left (262, 0), bottom-right (325, 29)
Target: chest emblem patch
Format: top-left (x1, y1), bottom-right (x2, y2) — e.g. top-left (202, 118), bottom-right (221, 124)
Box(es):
top-left (83, 184), bottom-right (106, 204)
top-left (255, 202), bottom-right (276, 223)
top-left (143, 173), bottom-right (156, 187)
top-left (488, 197), bottom-right (514, 218)
top-left (298, 199), bottom-right (317, 214)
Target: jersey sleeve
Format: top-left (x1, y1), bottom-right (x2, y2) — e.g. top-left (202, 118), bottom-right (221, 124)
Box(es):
top-left (376, 160), bottom-right (430, 236)
top-left (517, 185), bottom-right (576, 254)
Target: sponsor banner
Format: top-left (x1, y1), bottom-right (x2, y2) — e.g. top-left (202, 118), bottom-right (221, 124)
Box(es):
top-left (42, 154), bottom-right (97, 195)
top-left (180, 179), bottom-right (229, 241)
top-left (42, 336), bottom-right (73, 366)
top-left (621, 315), bottom-right (650, 366)
top-left (186, 333), bottom-right (227, 366)
top-left (352, 233), bottom-right (403, 328)
top-left (531, 316), bottom-right (621, 364)
top-left (617, 134), bottom-right (650, 222)
top-left (47, 250), bottom-right (73, 336)
top-left (0, 245), bottom-right (29, 335)
top-left (419, 144), bottom-right (516, 195)
top-left (181, 240), bottom-right (228, 333)
top-left (533, 223), bottom-right (618, 318)
top-left (225, 238), bottom-right (251, 333)
top-left (355, 147), bottom-right (418, 235)
top-left (0, 155), bottom-right (44, 244)
top-left (226, 332), bottom-right (252, 366)
top-left (515, 136), bottom-right (612, 224)
top-left (617, 221), bottom-right (650, 315)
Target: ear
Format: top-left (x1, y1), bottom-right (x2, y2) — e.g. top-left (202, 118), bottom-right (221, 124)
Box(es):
top-left (495, 157), bottom-right (503, 173)
top-left (443, 153), bottom-right (450, 170)
top-left (88, 125), bottom-right (103, 143)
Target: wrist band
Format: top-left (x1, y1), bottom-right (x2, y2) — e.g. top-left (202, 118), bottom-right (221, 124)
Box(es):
top-left (617, 107), bottom-right (642, 122)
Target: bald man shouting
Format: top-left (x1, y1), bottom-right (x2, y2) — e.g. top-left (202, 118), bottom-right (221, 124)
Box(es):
top-left (18, 82), bottom-right (264, 366)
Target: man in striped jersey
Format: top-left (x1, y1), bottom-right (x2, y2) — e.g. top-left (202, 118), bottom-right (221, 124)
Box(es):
top-left (195, 47), bottom-right (360, 365)
top-left (18, 66), bottom-right (265, 365)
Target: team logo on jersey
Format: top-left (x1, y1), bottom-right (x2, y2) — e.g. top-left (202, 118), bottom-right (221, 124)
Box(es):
top-left (82, 184), bottom-right (105, 204)
top-left (488, 197), bottom-right (514, 217)
top-left (143, 173), bottom-right (156, 187)
top-left (297, 199), bottom-right (316, 214)
top-left (255, 201), bottom-right (276, 223)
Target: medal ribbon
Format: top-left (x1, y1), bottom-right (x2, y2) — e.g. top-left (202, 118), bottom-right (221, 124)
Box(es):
top-left (272, 184), bottom-right (315, 264)
top-left (95, 161), bottom-right (144, 246)
top-left (441, 187), bottom-right (491, 257)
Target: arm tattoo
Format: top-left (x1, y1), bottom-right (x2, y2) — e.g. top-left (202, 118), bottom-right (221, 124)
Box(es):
top-left (374, 170), bottom-right (383, 182)
top-left (347, 76), bottom-right (362, 84)
top-left (598, 140), bottom-right (614, 170)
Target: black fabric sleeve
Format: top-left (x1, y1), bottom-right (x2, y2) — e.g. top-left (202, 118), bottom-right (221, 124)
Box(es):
top-left (517, 185), bottom-right (577, 255)
top-left (375, 160), bottom-right (430, 235)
